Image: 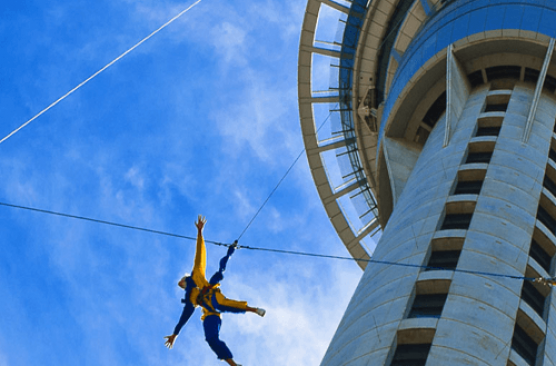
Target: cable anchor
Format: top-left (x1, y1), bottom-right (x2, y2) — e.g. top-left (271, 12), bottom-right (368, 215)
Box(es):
top-left (533, 277), bottom-right (556, 287)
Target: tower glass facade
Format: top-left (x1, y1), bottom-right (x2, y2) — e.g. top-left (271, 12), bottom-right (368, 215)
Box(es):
top-left (298, 0), bottom-right (556, 365)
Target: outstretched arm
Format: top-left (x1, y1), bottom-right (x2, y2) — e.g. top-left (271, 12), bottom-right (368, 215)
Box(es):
top-left (191, 215), bottom-right (209, 287)
top-left (164, 301), bottom-right (196, 349)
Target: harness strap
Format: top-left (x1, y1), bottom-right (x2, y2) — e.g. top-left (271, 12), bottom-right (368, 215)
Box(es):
top-left (198, 285), bottom-right (218, 313)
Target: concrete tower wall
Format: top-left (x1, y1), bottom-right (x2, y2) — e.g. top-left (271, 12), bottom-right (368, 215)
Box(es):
top-left (298, 0), bottom-right (556, 365)
top-left (322, 83), bottom-right (556, 366)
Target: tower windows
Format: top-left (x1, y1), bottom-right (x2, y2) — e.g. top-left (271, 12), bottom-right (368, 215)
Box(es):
top-left (484, 92), bottom-right (510, 113)
top-left (511, 322), bottom-right (540, 366)
top-left (467, 70), bottom-right (484, 88)
top-left (529, 238), bottom-right (552, 273)
top-left (484, 103), bottom-right (508, 113)
top-left (545, 74), bottom-right (556, 93)
top-left (465, 140), bottom-right (496, 165)
top-left (422, 92), bottom-right (447, 129)
top-left (541, 155), bottom-right (556, 235)
top-left (549, 148), bottom-right (556, 163)
top-left (529, 227), bottom-right (556, 274)
top-left (475, 125), bottom-right (501, 137)
top-left (524, 67), bottom-right (556, 93)
top-left (510, 308), bottom-right (546, 366)
top-left (426, 236), bottom-right (464, 271)
top-left (453, 180), bottom-right (483, 195)
top-left (441, 200), bottom-right (476, 231)
top-left (454, 168), bottom-right (487, 195)
top-left (537, 205), bottom-right (556, 234)
top-left (390, 344), bottom-right (431, 366)
top-left (407, 279), bottom-right (450, 319)
top-left (520, 279), bottom-right (546, 318)
top-left (476, 115), bottom-right (503, 137)
top-left (441, 191), bottom-right (477, 231)
top-left (426, 250), bottom-right (461, 270)
top-left (524, 67), bottom-right (540, 84)
top-left (440, 213), bottom-right (472, 230)
top-left (414, 92), bottom-right (447, 144)
top-left (486, 65), bottom-right (521, 81)
top-left (465, 151), bottom-right (493, 164)
top-left (543, 175), bottom-right (556, 198)
top-left (408, 294), bottom-right (448, 318)
top-left (392, 327), bottom-right (436, 366)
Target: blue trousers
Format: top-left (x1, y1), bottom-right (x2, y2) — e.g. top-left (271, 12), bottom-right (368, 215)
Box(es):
top-left (203, 315), bottom-right (233, 360)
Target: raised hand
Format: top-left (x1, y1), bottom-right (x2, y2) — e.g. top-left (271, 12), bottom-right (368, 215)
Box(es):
top-left (195, 215), bottom-right (206, 232)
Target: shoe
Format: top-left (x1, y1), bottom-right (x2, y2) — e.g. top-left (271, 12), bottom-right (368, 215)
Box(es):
top-left (256, 308), bottom-right (266, 317)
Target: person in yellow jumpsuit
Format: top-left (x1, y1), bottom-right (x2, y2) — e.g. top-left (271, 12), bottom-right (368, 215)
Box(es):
top-left (164, 216), bottom-right (265, 366)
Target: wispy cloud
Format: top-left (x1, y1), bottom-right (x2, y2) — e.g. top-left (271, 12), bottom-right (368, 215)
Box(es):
top-left (210, 22), bottom-right (248, 65)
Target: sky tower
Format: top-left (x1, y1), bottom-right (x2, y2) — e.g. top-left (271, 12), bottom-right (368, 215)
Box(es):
top-left (299, 0), bottom-right (556, 365)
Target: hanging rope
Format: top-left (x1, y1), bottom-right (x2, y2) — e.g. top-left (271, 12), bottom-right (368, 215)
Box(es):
top-left (0, 200), bottom-right (542, 283)
top-left (236, 147), bottom-right (305, 241)
top-left (0, 0), bottom-right (203, 146)
top-left (236, 105), bottom-right (338, 241)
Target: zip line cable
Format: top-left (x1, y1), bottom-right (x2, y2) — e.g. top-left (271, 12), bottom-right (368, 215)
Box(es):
top-left (236, 105), bottom-right (338, 241)
top-left (239, 244), bottom-right (537, 281)
top-left (0, 201), bottom-right (225, 247)
top-left (0, 199), bottom-right (539, 282)
top-left (0, 0), bottom-right (203, 146)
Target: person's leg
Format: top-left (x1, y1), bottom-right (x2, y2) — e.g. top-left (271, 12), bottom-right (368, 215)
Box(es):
top-left (212, 291), bottom-right (248, 313)
top-left (203, 315), bottom-right (235, 362)
top-left (245, 305), bottom-right (266, 316)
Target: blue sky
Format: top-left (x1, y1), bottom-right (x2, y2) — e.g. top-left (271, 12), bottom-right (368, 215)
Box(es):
top-left (0, 0), bottom-right (363, 365)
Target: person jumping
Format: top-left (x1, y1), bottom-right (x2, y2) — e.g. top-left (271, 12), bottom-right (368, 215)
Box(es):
top-left (164, 215), bottom-right (265, 366)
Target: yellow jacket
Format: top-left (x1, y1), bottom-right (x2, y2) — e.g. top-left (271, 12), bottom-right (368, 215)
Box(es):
top-left (189, 231), bottom-right (247, 320)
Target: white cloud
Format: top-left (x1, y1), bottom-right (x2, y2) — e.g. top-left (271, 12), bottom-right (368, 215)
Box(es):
top-left (232, 189), bottom-right (257, 221)
top-left (210, 22), bottom-right (248, 65)
top-left (265, 207), bottom-right (285, 233)
top-left (125, 166), bottom-right (146, 190)
top-left (212, 77), bottom-right (298, 164)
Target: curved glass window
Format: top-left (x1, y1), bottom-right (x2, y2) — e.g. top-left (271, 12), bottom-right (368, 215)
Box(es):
top-left (379, 0), bottom-right (556, 153)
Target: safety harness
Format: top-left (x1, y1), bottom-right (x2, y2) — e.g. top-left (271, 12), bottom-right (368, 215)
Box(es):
top-left (197, 284), bottom-right (221, 315)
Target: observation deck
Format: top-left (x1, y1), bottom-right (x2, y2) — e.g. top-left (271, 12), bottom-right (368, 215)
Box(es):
top-left (298, 0), bottom-right (556, 269)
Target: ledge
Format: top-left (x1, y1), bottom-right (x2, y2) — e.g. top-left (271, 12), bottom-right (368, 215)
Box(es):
top-left (398, 317), bottom-right (438, 344)
top-left (478, 111), bottom-right (506, 120)
top-left (458, 163), bottom-right (489, 180)
top-left (446, 195), bottom-right (478, 214)
top-left (433, 229), bottom-right (468, 239)
top-left (416, 273), bottom-right (453, 293)
top-left (533, 224), bottom-right (556, 259)
top-left (517, 303), bottom-right (546, 345)
top-left (508, 348), bottom-right (530, 366)
top-left (468, 137), bottom-right (497, 152)
top-left (431, 234), bottom-right (465, 251)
